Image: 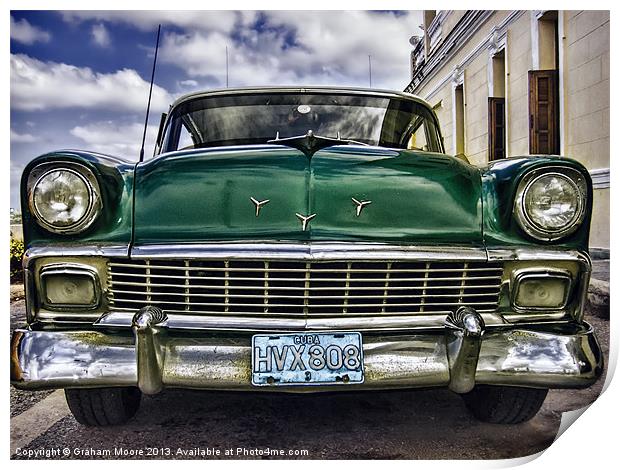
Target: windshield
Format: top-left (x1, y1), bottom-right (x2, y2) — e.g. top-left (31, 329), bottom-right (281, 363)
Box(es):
top-left (160, 92), bottom-right (444, 154)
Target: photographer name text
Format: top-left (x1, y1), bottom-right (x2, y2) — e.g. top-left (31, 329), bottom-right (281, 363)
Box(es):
top-left (15, 446), bottom-right (309, 458)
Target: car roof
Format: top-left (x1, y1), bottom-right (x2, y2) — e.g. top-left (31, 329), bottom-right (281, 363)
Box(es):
top-left (169, 86), bottom-right (432, 111)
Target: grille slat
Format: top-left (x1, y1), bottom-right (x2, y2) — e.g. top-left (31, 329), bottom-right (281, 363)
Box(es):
top-left (108, 258), bottom-right (503, 318)
top-left (108, 274), bottom-right (502, 283)
top-left (107, 297), bottom-right (500, 308)
top-left (109, 289), bottom-right (499, 300)
top-left (109, 280), bottom-right (501, 291)
top-left (108, 262), bottom-right (502, 274)
top-left (109, 307), bottom-right (459, 317)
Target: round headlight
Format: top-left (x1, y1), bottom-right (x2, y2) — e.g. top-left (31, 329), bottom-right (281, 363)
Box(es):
top-left (28, 164), bottom-right (101, 234)
top-left (514, 168), bottom-right (587, 241)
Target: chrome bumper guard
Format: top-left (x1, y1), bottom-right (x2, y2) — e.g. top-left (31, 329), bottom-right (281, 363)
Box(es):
top-left (11, 307), bottom-right (602, 393)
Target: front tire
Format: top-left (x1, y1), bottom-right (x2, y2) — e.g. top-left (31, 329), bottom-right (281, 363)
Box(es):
top-left (65, 387), bottom-right (141, 426)
top-left (462, 385), bottom-right (548, 424)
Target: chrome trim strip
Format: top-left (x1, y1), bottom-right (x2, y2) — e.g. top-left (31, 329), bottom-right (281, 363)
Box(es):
top-left (575, 269), bottom-right (591, 323)
top-left (24, 268), bottom-right (36, 324)
top-left (23, 245), bottom-right (130, 268)
top-left (25, 243), bottom-right (590, 265)
top-left (110, 265), bottom-right (502, 276)
top-left (130, 243), bottom-right (489, 261)
top-left (487, 247), bottom-right (590, 266)
top-left (169, 86), bottom-right (432, 113)
top-left (95, 310), bottom-right (506, 332)
top-left (37, 311), bottom-right (102, 322)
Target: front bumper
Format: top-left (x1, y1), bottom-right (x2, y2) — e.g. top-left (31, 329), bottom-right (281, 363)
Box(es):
top-left (11, 308), bottom-right (603, 393)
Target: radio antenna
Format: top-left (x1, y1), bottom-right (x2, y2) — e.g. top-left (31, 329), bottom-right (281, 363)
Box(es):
top-left (139, 24), bottom-right (161, 162)
top-left (226, 45), bottom-right (229, 87)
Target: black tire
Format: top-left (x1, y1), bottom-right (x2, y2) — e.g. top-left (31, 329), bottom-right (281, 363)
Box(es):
top-left (65, 387), bottom-right (141, 426)
top-left (462, 385), bottom-right (548, 424)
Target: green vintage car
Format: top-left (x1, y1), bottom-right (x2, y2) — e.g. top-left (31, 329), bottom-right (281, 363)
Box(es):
top-left (12, 87), bottom-right (603, 426)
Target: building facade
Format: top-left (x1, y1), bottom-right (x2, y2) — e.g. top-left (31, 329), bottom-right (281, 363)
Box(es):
top-left (405, 10), bottom-right (609, 252)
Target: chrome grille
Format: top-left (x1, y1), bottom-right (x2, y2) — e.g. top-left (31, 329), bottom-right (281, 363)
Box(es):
top-left (107, 259), bottom-right (503, 317)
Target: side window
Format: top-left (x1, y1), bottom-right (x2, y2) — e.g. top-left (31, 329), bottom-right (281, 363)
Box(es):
top-left (178, 124), bottom-right (195, 150)
top-left (408, 122), bottom-right (429, 151)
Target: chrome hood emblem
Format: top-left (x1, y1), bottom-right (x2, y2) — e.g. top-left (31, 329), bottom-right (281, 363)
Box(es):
top-left (351, 197), bottom-right (372, 217)
top-left (295, 212), bottom-right (316, 231)
top-left (250, 197), bottom-right (270, 217)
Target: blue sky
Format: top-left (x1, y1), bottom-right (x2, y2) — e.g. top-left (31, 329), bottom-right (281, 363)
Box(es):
top-left (10, 10), bottom-right (423, 208)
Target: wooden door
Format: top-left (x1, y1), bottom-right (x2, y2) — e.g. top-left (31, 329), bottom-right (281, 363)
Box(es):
top-left (528, 70), bottom-right (559, 154)
top-left (488, 97), bottom-right (506, 161)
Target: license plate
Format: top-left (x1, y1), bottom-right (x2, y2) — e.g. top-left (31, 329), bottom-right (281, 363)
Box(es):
top-left (251, 332), bottom-right (364, 386)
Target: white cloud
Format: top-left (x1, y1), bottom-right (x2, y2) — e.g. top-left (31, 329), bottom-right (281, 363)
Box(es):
top-left (10, 53), bottom-right (173, 113)
top-left (71, 121), bottom-right (159, 158)
top-left (156, 11), bottom-right (421, 90)
top-left (56, 11), bottom-right (421, 90)
top-left (10, 129), bottom-right (36, 143)
top-left (10, 16), bottom-right (51, 45)
top-left (61, 11), bottom-right (241, 34)
top-left (179, 79), bottom-right (198, 87)
top-left (91, 23), bottom-right (111, 47)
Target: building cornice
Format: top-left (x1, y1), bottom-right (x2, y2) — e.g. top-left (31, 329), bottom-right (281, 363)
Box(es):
top-left (405, 11), bottom-right (494, 92)
top-left (427, 10), bottom-right (451, 52)
top-left (427, 10), bottom-right (449, 38)
top-left (590, 168), bottom-right (610, 189)
top-left (405, 10), bottom-right (525, 99)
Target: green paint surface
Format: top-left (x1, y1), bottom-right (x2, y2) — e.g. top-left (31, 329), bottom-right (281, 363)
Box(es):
top-left (21, 151), bottom-right (135, 249)
top-left (133, 145), bottom-right (483, 245)
top-left (20, 149), bottom-right (591, 254)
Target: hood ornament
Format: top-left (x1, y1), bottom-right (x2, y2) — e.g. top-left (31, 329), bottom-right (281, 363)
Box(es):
top-left (295, 212), bottom-right (316, 231)
top-left (250, 197), bottom-right (270, 217)
top-left (351, 197), bottom-right (372, 217)
top-left (268, 130), bottom-right (369, 159)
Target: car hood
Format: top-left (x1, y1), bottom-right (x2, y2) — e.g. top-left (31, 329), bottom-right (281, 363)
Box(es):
top-left (133, 145), bottom-right (483, 245)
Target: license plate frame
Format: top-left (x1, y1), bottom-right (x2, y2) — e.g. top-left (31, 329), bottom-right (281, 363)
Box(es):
top-left (251, 332), bottom-right (364, 386)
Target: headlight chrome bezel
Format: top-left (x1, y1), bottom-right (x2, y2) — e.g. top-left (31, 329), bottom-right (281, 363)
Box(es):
top-left (27, 162), bottom-right (102, 235)
top-left (514, 167), bottom-right (587, 242)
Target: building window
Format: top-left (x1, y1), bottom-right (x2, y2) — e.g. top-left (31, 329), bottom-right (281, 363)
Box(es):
top-left (488, 50), bottom-right (506, 160)
top-left (454, 83), bottom-right (465, 155)
top-left (423, 11), bottom-right (438, 58)
top-left (488, 98), bottom-right (506, 161)
top-left (536, 11), bottom-right (559, 70)
top-left (529, 11), bottom-right (560, 154)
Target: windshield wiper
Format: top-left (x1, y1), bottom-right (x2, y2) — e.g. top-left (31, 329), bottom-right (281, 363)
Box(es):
top-left (267, 130), bottom-right (369, 158)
